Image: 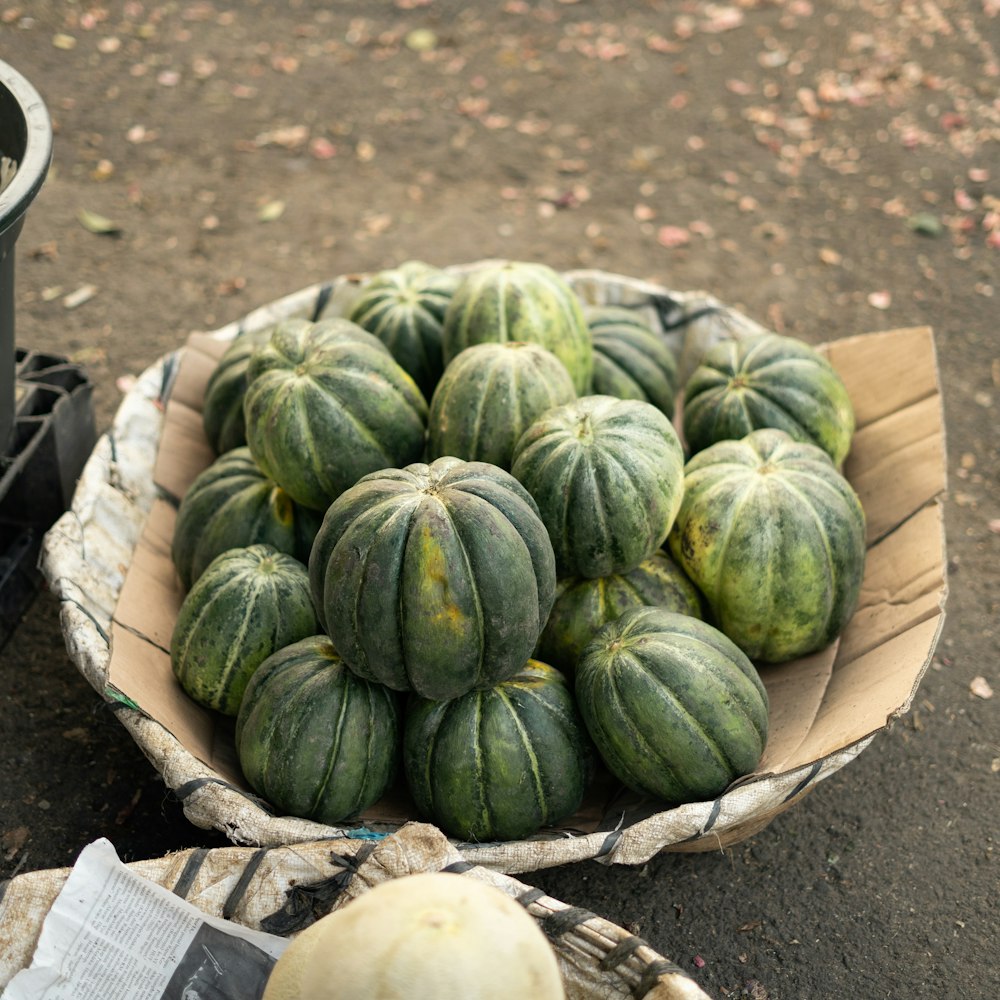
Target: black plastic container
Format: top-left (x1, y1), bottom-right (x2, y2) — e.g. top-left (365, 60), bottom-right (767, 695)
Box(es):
top-left (1, 58), bottom-right (53, 453)
top-left (1, 61), bottom-right (97, 644)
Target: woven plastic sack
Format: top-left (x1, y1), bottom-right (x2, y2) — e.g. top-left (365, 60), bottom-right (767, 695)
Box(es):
top-left (0, 822), bottom-right (710, 999)
top-left (39, 265), bottom-right (946, 874)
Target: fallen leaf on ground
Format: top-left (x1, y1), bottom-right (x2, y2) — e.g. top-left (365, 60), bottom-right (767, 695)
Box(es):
top-left (657, 225), bottom-right (691, 248)
top-left (63, 285), bottom-right (98, 309)
top-left (1, 826), bottom-right (29, 860)
top-left (908, 212), bottom-right (943, 236)
top-left (405, 28), bottom-right (437, 51)
top-left (970, 676), bottom-right (994, 699)
top-left (255, 125), bottom-right (308, 150)
top-left (77, 208), bottom-right (122, 236)
top-left (257, 199), bottom-right (286, 222)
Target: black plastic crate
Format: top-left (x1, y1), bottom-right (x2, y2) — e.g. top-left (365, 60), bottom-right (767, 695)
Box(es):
top-left (0, 350), bottom-right (96, 645)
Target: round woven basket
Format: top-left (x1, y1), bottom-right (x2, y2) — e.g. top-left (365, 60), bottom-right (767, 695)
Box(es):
top-left (0, 822), bottom-right (710, 998)
top-left (40, 264), bottom-right (943, 874)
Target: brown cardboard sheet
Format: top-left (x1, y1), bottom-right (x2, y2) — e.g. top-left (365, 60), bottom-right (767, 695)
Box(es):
top-left (108, 324), bottom-right (948, 831)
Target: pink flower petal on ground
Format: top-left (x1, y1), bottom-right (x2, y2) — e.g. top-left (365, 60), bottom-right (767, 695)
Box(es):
top-left (657, 225), bottom-right (691, 248)
top-left (868, 290), bottom-right (892, 309)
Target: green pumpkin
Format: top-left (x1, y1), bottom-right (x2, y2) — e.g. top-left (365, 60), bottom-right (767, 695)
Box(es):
top-left (535, 550), bottom-right (704, 676)
top-left (403, 660), bottom-right (593, 842)
top-left (511, 395), bottom-right (685, 579)
top-left (575, 607), bottom-right (769, 805)
top-left (236, 635), bottom-right (401, 826)
top-left (347, 260), bottom-right (460, 399)
top-left (441, 261), bottom-right (593, 394)
top-left (171, 545), bottom-right (318, 716)
top-left (244, 316), bottom-right (428, 511)
top-left (426, 342), bottom-right (576, 470)
top-left (201, 325), bottom-right (274, 455)
top-left (668, 428), bottom-right (866, 663)
top-left (309, 457), bottom-right (557, 701)
top-left (585, 305), bottom-right (679, 419)
top-left (682, 333), bottom-right (855, 465)
top-left (171, 447), bottom-right (322, 591)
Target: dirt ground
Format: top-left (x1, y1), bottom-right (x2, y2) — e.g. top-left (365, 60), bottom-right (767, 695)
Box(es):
top-left (1, 1), bottom-right (998, 997)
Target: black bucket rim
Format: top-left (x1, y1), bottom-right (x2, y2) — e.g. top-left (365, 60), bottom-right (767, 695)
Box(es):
top-left (0, 58), bottom-right (53, 241)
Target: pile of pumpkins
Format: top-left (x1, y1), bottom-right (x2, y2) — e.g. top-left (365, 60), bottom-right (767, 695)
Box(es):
top-left (170, 259), bottom-right (866, 844)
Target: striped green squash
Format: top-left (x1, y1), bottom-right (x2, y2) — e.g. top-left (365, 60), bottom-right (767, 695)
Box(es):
top-left (171, 447), bottom-right (322, 591)
top-left (426, 342), bottom-right (576, 470)
top-left (347, 260), bottom-right (460, 398)
top-left (575, 607), bottom-right (769, 805)
top-left (171, 544), bottom-right (318, 716)
top-left (668, 428), bottom-right (866, 663)
top-left (403, 660), bottom-right (592, 842)
top-left (511, 395), bottom-right (685, 579)
top-left (682, 333), bottom-right (855, 464)
top-left (441, 261), bottom-right (593, 394)
top-left (201, 325), bottom-right (274, 456)
top-left (244, 316), bottom-right (428, 511)
top-left (236, 635), bottom-right (401, 825)
top-left (309, 457), bottom-right (556, 702)
top-left (535, 550), bottom-right (704, 676)
top-left (585, 305), bottom-right (679, 419)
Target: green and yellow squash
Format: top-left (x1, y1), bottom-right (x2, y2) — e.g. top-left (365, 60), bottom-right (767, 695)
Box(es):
top-left (403, 660), bottom-right (592, 842)
top-left (347, 260), bottom-right (460, 399)
top-left (575, 607), bottom-right (769, 805)
top-left (441, 261), bottom-right (593, 394)
top-left (585, 305), bottom-right (678, 419)
top-left (171, 447), bottom-right (321, 591)
top-left (535, 550), bottom-right (704, 676)
top-left (668, 428), bottom-right (866, 663)
top-left (171, 544), bottom-right (318, 716)
top-left (243, 317), bottom-right (428, 511)
top-left (511, 395), bottom-right (685, 579)
top-left (236, 635), bottom-right (401, 826)
top-left (426, 342), bottom-right (576, 470)
top-left (682, 333), bottom-right (855, 464)
top-left (201, 325), bottom-right (274, 455)
top-left (309, 457), bottom-right (557, 701)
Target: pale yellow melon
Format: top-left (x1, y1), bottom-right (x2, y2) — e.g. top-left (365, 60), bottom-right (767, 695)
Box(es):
top-left (263, 871), bottom-right (565, 1000)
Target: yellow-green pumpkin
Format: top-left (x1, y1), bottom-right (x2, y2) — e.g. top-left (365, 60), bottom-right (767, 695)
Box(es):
top-left (309, 457), bottom-right (557, 701)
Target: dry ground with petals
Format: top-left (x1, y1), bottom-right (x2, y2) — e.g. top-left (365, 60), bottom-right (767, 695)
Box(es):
top-left (1, 2), bottom-right (998, 998)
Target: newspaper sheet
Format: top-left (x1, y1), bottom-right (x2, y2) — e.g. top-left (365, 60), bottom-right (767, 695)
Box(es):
top-left (2, 840), bottom-right (289, 1000)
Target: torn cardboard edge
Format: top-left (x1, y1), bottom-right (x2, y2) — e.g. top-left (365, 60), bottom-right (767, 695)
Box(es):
top-left (109, 324), bottom-right (947, 838)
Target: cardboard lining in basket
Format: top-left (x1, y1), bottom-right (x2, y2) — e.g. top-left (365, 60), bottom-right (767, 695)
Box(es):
top-left (102, 314), bottom-right (946, 863)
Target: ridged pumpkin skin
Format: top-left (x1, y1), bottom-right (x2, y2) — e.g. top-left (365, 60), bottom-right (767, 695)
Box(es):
top-left (585, 305), bottom-right (679, 419)
top-left (171, 447), bottom-right (322, 591)
top-left (235, 635), bottom-right (400, 826)
top-left (535, 551), bottom-right (704, 676)
top-left (668, 428), bottom-right (866, 663)
top-left (441, 261), bottom-right (593, 394)
top-left (347, 260), bottom-right (460, 399)
top-left (261, 872), bottom-right (565, 1000)
top-left (575, 607), bottom-right (769, 804)
top-left (427, 342), bottom-right (576, 470)
top-left (511, 395), bottom-right (685, 579)
top-left (682, 333), bottom-right (855, 464)
top-left (309, 457), bottom-right (557, 701)
top-left (201, 326), bottom-right (274, 455)
top-left (403, 660), bottom-right (592, 842)
top-left (244, 316), bottom-right (428, 511)
top-left (171, 545), bottom-right (318, 716)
